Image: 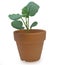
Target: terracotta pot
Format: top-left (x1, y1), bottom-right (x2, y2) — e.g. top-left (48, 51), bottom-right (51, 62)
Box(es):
top-left (14, 29), bottom-right (46, 62)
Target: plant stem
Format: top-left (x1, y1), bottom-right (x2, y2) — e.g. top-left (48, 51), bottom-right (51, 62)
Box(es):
top-left (25, 17), bottom-right (27, 26)
top-left (25, 17), bottom-right (29, 30)
top-left (28, 17), bottom-right (29, 29)
top-left (21, 18), bottom-right (28, 30)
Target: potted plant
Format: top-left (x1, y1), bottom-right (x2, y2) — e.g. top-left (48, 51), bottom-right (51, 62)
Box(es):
top-left (8, 2), bottom-right (46, 62)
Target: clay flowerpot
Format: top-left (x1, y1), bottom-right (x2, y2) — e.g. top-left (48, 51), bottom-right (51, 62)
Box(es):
top-left (14, 29), bottom-right (46, 62)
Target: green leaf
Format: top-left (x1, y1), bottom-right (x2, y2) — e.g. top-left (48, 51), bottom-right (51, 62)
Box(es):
top-left (22, 6), bottom-right (29, 17)
top-left (8, 14), bottom-right (22, 20)
top-left (22, 2), bottom-right (40, 17)
top-left (30, 22), bottom-right (38, 29)
top-left (27, 2), bottom-right (40, 16)
top-left (11, 20), bottom-right (24, 29)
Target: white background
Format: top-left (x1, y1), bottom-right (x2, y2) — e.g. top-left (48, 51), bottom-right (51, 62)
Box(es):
top-left (0, 0), bottom-right (58, 65)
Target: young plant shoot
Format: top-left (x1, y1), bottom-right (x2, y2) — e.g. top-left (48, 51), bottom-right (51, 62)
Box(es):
top-left (8, 2), bottom-right (40, 30)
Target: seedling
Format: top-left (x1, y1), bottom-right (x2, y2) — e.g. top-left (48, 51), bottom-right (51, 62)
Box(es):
top-left (8, 2), bottom-right (40, 30)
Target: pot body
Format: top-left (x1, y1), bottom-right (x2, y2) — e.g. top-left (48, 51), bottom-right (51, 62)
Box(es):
top-left (14, 29), bottom-right (46, 62)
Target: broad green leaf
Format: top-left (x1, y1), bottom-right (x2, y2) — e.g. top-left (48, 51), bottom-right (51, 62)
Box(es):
top-left (11, 20), bottom-right (24, 29)
top-left (30, 22), bottom-right (38, 29)
top-left (22, 2), bottom-right (40, 17)
top-left (27, 2), bottom-right (40, 16)
top-left (8, 14), bottom-right (22, 20)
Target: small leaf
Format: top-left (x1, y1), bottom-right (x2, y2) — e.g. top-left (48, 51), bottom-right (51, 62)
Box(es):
top-left (30, 22), bottom-right (38, 29)
top-left (8, 14), bottom-right (22, 20)
top-left (22, 6), bottom-right (29, 17)
top-left (22, 14), bottom-right (28, 17)
top-left (11, 20), bottom-right (24, 29)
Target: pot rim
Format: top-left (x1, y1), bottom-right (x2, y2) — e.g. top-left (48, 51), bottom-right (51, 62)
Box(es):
top-left (14, 29), bottom-right (46, 34)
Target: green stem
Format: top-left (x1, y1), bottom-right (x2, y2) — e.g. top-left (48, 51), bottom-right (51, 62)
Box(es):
top-left (28, 17), bottom-right (29, 29)
top-left (25, 17), bottom-right (27, 25)
top-left (21, 18), bottom-right (28, 30)
top-left (25, 17), bottom-right (29, 30)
